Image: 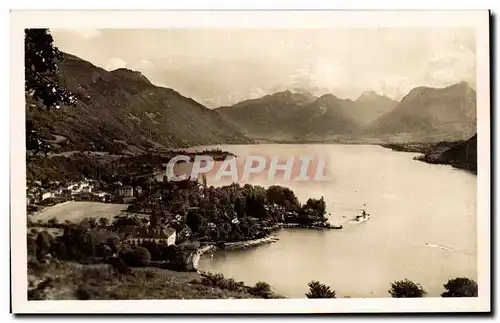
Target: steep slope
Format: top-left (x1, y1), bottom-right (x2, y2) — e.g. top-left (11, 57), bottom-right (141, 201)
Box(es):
top-left (299, 94), bottom-right (359, 136)
top-left (26, 52), bottom-right (251, 154)
top-left (216, 91), bottom-right (359, 140)
top-left (367, 82), bottom-right (476, 142)
top-left (215, 90), bottom-right (315, 139)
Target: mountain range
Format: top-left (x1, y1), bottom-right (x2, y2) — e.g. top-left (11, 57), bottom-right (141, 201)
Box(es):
top-left (216, 90), bottom-right (398, 141)
top-left (26, 53), bottom-right (251, 154)
top-left (366, 82), bottom-right (477, 142)
top-left (27, 52), bottom-right (477, 154)
top-left (217, 82), bottom-right (476, 143)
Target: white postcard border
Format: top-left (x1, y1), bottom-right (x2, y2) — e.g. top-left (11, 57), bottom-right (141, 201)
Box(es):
top-left (10, 9), bottom-right (491, 314)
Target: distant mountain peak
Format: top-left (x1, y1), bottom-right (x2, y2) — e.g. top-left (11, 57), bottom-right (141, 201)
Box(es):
top-left (357, 91), bottom-right (395, 103)
top-left (27, 51), bottom-right (251, 153)
top-left (360, 90), bottom-right (379, 97)
top-left (273, 90), bottom-right (293, 97)
top-left (367, 82), bottom-right (476, 140)
top-left (290, 88), bottom-right (315, 96)
top-left (317, 93), bottom-right (342, 102)
top-left (318, 93), bottom-right (335, 99)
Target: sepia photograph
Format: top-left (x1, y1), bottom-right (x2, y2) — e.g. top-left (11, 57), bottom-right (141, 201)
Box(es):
top-left (10, 10), bottom-right (491, 314)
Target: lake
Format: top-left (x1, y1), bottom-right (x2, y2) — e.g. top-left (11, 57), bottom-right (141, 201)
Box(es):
top-left (196, 144), bottom-right (477, 298)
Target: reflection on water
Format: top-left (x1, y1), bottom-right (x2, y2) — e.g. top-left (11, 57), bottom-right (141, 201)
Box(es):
top-left (197, 144), bottom-right (477, 298)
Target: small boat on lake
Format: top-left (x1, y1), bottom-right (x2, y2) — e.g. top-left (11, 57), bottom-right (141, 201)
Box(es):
top-left (352, 209), bottom-right (370, 224)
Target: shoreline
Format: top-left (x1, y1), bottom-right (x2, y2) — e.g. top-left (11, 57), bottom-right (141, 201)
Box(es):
top-left (223, 235), bottom-right (280, 250)
top-left (189, 245), bottom-right (217, 270)
top-left (280, 222), bottom-right (343, 230)
top-left (193, 221), bottom-right (343, 270)
top-left (192, 234), bottom-right (280, 270)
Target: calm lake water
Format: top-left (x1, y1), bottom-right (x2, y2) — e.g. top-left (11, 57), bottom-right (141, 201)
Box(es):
top-left (196, 144), bottom-right (477, 298)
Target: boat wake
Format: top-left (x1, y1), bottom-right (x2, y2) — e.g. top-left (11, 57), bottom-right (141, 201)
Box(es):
top-left (424, 243), bottom-right (454, 252)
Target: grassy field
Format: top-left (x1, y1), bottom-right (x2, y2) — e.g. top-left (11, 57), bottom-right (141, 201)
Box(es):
top-left (30, 201), bottom-right (129, 223)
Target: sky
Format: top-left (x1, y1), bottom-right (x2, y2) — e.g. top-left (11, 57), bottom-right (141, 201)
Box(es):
top-left (51, 28), bottom-right (476, 108)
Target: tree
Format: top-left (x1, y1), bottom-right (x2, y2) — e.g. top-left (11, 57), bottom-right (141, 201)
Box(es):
top-left (123, 247), bottom-right (151, 267)
top-left (98, 217), bottom-right (110, 228)
top-left (249, 281), bottom-right (272, 298)
top-left (80, 217), bottom-right (98, 229)
top-left (441, 278), bottom-right (478, 297)
top-left (234, 197), bottom-right (245, 218)
top-left (186, 210), bottom-right (204, 233)
top-left (304, 196), bottom-right (327, 218)
top-left (27, 234), bottom-right (37, 257)
top-left (35, 231), bottom-right (52, 260)
top-left (25, 29), bottom-right (76, 153)
top-left (150, 210), bottom-right (159, 228)
top-left (266, 185), bottom-right (301, 212)
top-left (306, 281), bottom-right (336, 298)
top-left (389, 279), bottom-right (427, 298)
top-left (25, 29), bottom-right (76, 109)
top-left (53, 239), bottom-right (67, 259)
top-left (94, 243), bottom-right (112, 257)
top-left (47, 217), bottom-right (59, 227)
top-left (81, 232), bottom-right (97, 257)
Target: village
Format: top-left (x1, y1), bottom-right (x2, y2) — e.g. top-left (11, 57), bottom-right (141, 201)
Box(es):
top-left (26, 163), bottom-right (334, 277)
top-left (27, 177), bottom-right (141, 207)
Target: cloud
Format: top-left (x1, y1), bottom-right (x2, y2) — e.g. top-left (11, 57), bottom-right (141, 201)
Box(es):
top-left (105, 57), bottom-right (128, 71)
top-left (248, 87), bottom-right (267, 99)
top-left (288, 58), bottom-right (351, 97)
top-left (52, 28), bottom-right (476, 105)
top-left (424, 45), bottom-right (476, 89)
top-left (72, 29), bottom-right (102, 40)
top-left (138, 59), bottom-right (154, 69)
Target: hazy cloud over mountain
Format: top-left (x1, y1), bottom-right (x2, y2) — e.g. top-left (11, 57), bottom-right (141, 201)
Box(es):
top-left (52, 28), bottom-right (476, 108)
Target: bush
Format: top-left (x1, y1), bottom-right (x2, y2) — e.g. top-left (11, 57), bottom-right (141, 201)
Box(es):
top-left (47, 217), bottom-right (59, 227)
top-left (53, 239), bottom-right (67, 259)
top-left (35, 231), bottom-right (52, 260)
top-left (306, 281), bottom-right (336, 298)
top-left (249, 281), bottom-right (272, 298)
top-left (441, 278), bottom-right (478, 297)
top-left (201, 272), bottom-right (226, 287)
top-left (121, 247), bottom-right (151, 267)
top-left (98, 217), bottom-right (110, 228)
top-left (224, 278), bottom-right (243, 291)
top-left (27, 235), bottom-right (37, 257)
top-left (389, 279), bottom-right (427, 298)
top-left (96, 243), bottom-right (113, 258)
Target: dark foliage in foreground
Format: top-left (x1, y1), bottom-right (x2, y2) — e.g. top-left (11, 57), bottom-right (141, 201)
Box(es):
top-left (441, 277), bottom-right (478, 297)
top-left (25, 28), bottom-right (77, 153)
top-left (306, 281), bottom-right (336, 298)
top-left (249, 282), bottom-right (272, 299)
top-left (121, 247), bottom-right (151, 267)
top-left (389, 279), bottom-right (427, 298)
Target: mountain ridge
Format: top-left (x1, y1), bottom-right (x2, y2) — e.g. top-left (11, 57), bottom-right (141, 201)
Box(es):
top-left (215, 88), bottom-right (399, 141)
top-left (217, 82), bottom-right (475, 143)
top-left (366, 82), bottom-right (476, 142)
top-left (26, 52), bottom-right (252, 154)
